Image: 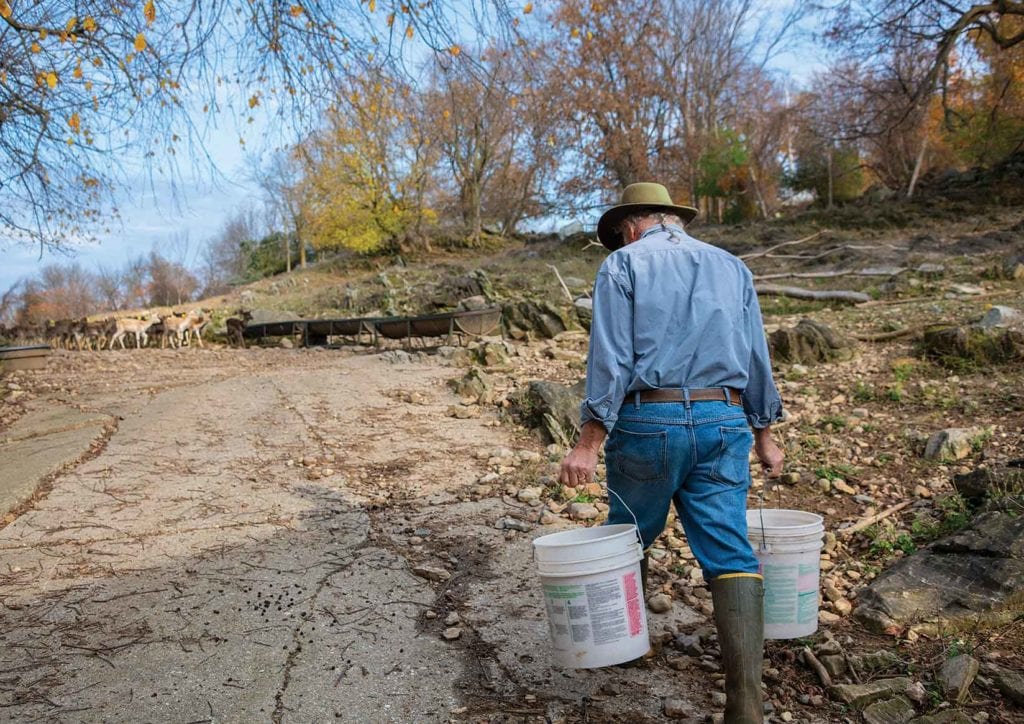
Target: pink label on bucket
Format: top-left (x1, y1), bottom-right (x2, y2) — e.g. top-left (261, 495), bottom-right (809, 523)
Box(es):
top-left (623, 571), bottom-right (642, 637)
top-left (796, 573), bottom-right (818, 592)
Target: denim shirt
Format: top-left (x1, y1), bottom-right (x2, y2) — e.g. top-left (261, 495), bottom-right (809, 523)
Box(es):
top-left (580, 223), bottom-right (783, 432)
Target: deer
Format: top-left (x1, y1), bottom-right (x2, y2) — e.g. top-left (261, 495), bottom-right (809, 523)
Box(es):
top-left (225, 309), bottom-right (252, 348)
top-left (160, 311), bottom-right (192, 348)
top-left (110, 313), bottom-right (161, 349)
top-left (185, 309), bottom-right (211, 348)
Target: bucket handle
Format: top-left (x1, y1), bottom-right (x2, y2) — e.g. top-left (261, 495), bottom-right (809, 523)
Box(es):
top-left (532, 483), bottom-right (644, 561)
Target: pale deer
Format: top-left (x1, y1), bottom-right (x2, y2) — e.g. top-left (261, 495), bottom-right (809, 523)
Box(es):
top-left (111, 314), bottom-right (160, 349)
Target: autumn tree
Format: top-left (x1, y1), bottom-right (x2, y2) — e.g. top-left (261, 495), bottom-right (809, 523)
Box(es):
top-left (297, 70), bottom-right (437, 254)
top-left (0, 0), bottom-right (522, 252)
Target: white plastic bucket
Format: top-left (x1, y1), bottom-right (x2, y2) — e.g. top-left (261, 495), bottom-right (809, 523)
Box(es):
top-left (533, 524), bottom-right (650, 668)
top-left (746, 509), bottom-right (825, 640)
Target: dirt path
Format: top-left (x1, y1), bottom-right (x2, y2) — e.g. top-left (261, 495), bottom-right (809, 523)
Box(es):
top-left (0, 349), bottom-right (700, 723)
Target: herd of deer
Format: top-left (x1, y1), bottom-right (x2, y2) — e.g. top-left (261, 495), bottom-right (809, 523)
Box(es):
top-left (1, 309), bottom-right (255, 350)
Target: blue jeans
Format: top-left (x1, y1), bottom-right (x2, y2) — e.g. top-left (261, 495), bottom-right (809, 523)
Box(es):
top-left (604, 398), bottom-right (759, 580)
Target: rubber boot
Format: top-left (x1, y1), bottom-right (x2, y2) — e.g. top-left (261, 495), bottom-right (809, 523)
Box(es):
top-left (710, 575), bottom-right (765, 724)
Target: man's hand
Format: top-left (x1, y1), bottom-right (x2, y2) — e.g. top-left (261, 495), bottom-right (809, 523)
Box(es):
top-left (753, 426), bottom-right (784, 478)
top-left (559, 421), bottom-right (608, 487)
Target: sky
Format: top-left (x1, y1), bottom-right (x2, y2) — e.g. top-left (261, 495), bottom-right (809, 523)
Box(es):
top-left (0, 9), bottom-right (828, 295)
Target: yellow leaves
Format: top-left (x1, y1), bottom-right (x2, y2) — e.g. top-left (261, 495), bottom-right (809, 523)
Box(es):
top-left (289, 4), bottom-right (304, 17)
top-left (405, 24), bottom-right (414, 39)
top-left (134, 33), bottom-right (147, 52)
top-left (367, 0), bottom-right (376, 11)
top-left (31, 42), bottom-right (42, 53)
top-left (570, 27), bottom-right (580, 38)
top-left (248, 93), bottom-right (260, 108)
top-left (586, 30), bottom-right (594, 40)
top-left (68, 112), bottom-right (81, 133)
top-left (144, 0), bottom-right (156, 25)
top-left (386, 12), bottom-right (395, 27)
top-left (73, 64), bottom-right (83, 79)
top-left (46, 72), bottom-right (58, 89)
top-left (443, 109), bottom-right (450, 119)
top-left (66, 17), bottom-right (78, 32)
top-left (0, 0), bottom-right (11, 19)
top-left (84, 80), bottom-right (93, 91)
top-left (523, 2), bottom-right (533, 14)
top-left (39, 29), bottom-right (48, 40)
top-left (449, 44), bottom-right (460, 56)
top-left (83, 16), bottom-right (97, 32)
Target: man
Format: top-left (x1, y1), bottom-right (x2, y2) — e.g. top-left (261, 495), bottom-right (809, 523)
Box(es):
top-left (559, 182), bottom-right (784, 724)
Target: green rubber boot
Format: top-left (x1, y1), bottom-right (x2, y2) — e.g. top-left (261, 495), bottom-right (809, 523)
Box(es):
top-left (710, 575), bottom-right (765, 724)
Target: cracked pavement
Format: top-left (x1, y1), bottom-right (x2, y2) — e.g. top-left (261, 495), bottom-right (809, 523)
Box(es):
top-left (1, 348), bottom-right (703, 723)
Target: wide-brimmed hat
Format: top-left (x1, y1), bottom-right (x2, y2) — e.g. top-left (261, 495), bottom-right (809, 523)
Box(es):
top-left (596, 182), bottom-right (698, 251)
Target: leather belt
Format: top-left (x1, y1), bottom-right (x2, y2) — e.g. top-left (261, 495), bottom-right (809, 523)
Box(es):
top-left (634, 387), bottom-right (743, 406)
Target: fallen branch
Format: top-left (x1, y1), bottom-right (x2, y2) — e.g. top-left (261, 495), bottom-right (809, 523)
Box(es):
top-left (852, 327), bottom-right (918, 342)
top-left (766, 243), bottom-right (907, 261)
top-left (857, 289), bottom-right (1017, 309)
top-left (756, 284), bottom-right (871, 304)
top-left (545, 264), bottom-right (575, 303)
top-left (739, 230), bottom-right (829, 261)
top-left (802, 647), bottom-right (832, 687)
top-left (838, 500), bottom-right (913, 537)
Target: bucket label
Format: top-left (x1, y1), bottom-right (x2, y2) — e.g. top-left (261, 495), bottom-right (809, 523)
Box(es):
top-left (762, 562), bottom-right (820, 625)
top-left (542, 575), bottom-right (643, 649)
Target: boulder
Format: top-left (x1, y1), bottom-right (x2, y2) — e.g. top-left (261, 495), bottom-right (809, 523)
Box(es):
top-left (515, 379), bottom-right (586, 444)
top-left (952, 463), bottom-right (1024, 500)
top-left (855, 503), bottom-right (1024, 632)
top-left (937, 654), bottom-right (978, 704)
top-left (449, 367), bottom-right (494, 404)
top-left (830, 678), bottom-right (911, 709)
top-left (574, 297), bottom-right (593, 332)
top-left (922, 427), bottom-right (985, 461)
top-left (474, 341), bottom-right (512, 367)
top-left (921, 325), bottom-right (1024, 368)
top-left (909, 712), bottom-right (972, 724)
top-left (769, 318), bottom-right (852, 365)
top-left (862, 696), bottom-right (915, 724)
top-left (503, 300), bottom-right (570, 339)
top-left (978, 305), bottom-right (1023, 329)
top-left (989, 663), bottom-right (1024, 705)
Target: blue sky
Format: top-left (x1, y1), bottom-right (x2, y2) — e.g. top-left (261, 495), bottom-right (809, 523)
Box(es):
top-left (0, 9), bottom-right (827, 294)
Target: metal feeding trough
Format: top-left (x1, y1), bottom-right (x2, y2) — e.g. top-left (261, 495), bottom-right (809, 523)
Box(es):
top-left (0, 345), bottom-right (51, 372)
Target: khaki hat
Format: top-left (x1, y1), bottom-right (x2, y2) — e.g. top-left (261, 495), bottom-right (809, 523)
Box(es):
top-left (596, 182), bottom-right (698, 251)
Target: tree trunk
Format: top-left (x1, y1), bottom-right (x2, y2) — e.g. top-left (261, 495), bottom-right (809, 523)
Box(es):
top-left (826, 148), bottom-right (834, 209)
top-left (284, 236), bottom-right (291, 274)
top-left (907, 135), bottom-right (928, 199)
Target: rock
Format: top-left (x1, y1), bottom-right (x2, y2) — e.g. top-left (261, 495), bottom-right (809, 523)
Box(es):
top-left (855, 507), bottom-right (1024, 632)
top-left (647, 594), bottom-right (673, 613)
top-left (574, 297), bottom-right (593, 331)
top-left (921, 325), bottom-right (1024, 368)
top-left (495, 516), bottom-right (533, 532)
top-left (833, 598), bottom-right (853, 616)
top-left (953, 465), bottom-right (1024, 500)
top-left (852, 407), bottom-right (870, 418)
top-left (446, 404), bottom-right (481, 419)
top-left (819, 610), bottom-right (842, 624)
top-left (830, 678), bottom-right (912, 709)
top-left (862, 696), bottom-right (915, 724)
top-left (445, 611), bottom-right (461, 626)
top-left (517, 487), bottom-right (543, 504)
top-left (442, 626), bottom-right (462, 640)
top-left (477, 472), bottom-right (500, 485)
top-left (781, 472), bottom-right (801, 485)
top-left (769, 318), bottom-right (853, 365)
top-left (938, 654), bottom-right (979, 703)
top-left (915, 263), bottom-right (946, 276)
top-left (833, 479), bottom-right (857, 495)
top-left (475, 341), bottom-right (511, 367)
top-left (456, 294), bottom-right (490, 311)
top-left (990, 663), bottom-right (1024, 705)
top-left (924, 427), bottom-right (986, 461)
top-left (662, 698), bottom-right (694, 719)
top-left (1003, 254), bottom-right (1024, 281)
top-left (514, 379), bottom-right (586, 444)
top-left (674, 633), bottom-right (703, 656)
top-left (539, 511), bottom-right (561, 525)
top-left (279, 337), bottom-right (295, 349)
top-left (710, 691), bottom-right (727, 707)
top-left (503, 299), bottom-right (570, 339)
top-left (950, 283), bottom-right (985, 295)
top-left (412, 565), bottom-right (452, 582)
top-left (978, 306), bottom-right (1023, 329)
top-left (517, 449), bottom-right (543, 463)
top-left (567, 502), bottom-right (599, 521)
top-left (905, 681), bottom-right (928, 705)
top-left (449, 366), bottom-right (494, 404)
top-left (914, 484), bottom-right (933, 498)
top-left (820, 654), bottom-right (846, 678)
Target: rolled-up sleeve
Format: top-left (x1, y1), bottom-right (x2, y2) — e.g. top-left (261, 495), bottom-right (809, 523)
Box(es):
top-left (580, 266), bottom-right (634, 433)
top-left (742, 278), bottom-right (784, 428)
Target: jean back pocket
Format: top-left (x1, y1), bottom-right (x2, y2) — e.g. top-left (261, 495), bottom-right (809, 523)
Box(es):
top-left (608, 428), bottom-right (668, 482)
